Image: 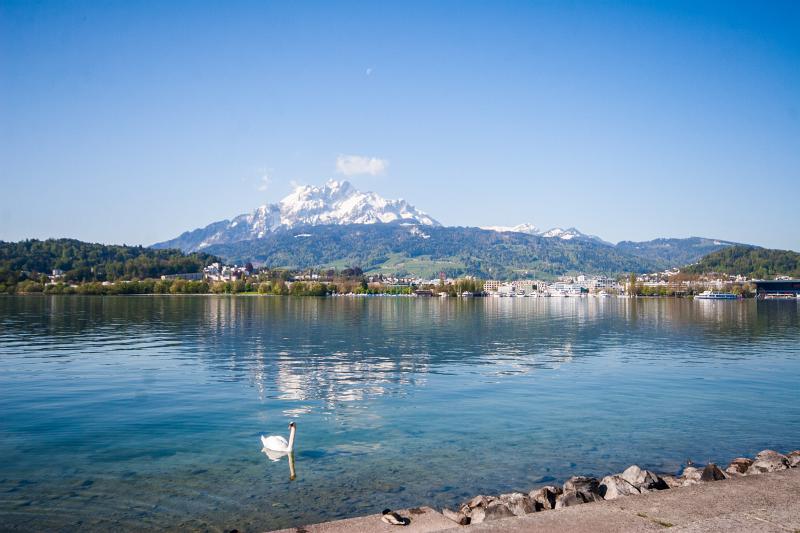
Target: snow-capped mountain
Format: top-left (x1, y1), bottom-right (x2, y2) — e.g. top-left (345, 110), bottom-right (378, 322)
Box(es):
top-left (480, 223), bottom-right (540, 235)
top-left (481, 223), bottom-right (610, 244)
top-left (154, 180), bottom-right (440, 252)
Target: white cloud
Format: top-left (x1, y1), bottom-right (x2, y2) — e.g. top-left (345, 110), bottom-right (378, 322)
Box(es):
top-left (336, 154), bottom-right (388, 176)
top-left (256, 172), bottom-right (272, 192)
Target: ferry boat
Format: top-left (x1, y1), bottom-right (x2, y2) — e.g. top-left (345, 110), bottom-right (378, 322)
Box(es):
top-left (695, 290), bottom-right (739, 300)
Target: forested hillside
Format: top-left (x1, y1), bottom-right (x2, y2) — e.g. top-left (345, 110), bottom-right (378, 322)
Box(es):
top-left (684, 245), bottom-right (800, 279)
top-left (0, 239), bottom-right (218, 291)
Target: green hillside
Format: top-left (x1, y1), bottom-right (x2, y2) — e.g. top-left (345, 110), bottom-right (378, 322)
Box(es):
top-left (684, 245), bottom-right (800, 278)
top-left (0, 239), bottom-right (219, 291)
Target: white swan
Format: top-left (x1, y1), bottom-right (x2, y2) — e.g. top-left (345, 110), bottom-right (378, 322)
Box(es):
top-left (261, 422), bottom-right (296, 454)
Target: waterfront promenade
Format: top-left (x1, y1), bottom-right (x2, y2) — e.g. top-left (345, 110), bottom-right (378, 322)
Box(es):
top-left (269, 467), bottom-right (800, 532)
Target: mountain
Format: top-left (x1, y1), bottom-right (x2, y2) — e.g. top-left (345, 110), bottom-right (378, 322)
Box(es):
top-left (683, 245), bottom-right (800, 279)
top-left (153, 180), bottom-right (439, 252)
top-left (479, 223), bottom-right (611, 245)
top-left (154, 180), bottom-right (741, 277)
top-left (616, 237), bottom-right (738, 267)
top-left (200, 224), bottom-right (734, 279)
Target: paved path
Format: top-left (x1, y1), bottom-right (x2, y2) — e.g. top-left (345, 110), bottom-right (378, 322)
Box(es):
top-left (269, 467), bottom-right (800, 532)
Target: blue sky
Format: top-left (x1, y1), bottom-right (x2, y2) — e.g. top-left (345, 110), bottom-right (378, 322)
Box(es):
top-left (1, 1), bottom-right (799, 250)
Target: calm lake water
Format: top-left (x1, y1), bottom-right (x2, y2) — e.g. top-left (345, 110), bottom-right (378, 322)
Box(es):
top-left (1, 296), bottom-right (799, 531)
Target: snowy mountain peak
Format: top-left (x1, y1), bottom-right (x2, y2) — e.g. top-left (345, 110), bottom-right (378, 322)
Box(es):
top-left (482, 223), bottom-right (611, 245)
top-left (154, 180), bottom-right (440, 251)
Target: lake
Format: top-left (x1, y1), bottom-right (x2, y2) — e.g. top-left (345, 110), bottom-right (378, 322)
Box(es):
top-left (1, 296), bottom-right (798, 531)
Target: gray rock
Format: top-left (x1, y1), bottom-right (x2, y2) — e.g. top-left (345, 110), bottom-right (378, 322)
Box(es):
top-left (497, 492), bottom-right (534, 516)
top-left (529, 485), bottom-right (562, 511)
top-left (619, 465), bottom-right (669, 490)
top-left (442, 508), bottom-right (470, 525)
top-left (556, 476), bottom-right (602, 508)
top-left (470, 501), bottom-right (516, 523)
top-left (700, 463), bottom-right (728, 482)
top-left (679, 466), bottom-right (703, 486)
top-left (749, 450), bottom-right (789, 474)
top-left (726, 457), bottom-right (753, 476)
top-left (599, 475), bottom-right (640, 500)
top-left (786, 450), bottom-right (800, 468)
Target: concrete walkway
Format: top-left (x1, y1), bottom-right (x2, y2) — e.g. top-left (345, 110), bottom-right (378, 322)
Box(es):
top-left (269, 467), bottom-right (800, 532)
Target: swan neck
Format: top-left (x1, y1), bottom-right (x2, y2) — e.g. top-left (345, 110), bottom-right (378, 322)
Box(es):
top-left (287, 425), bottom-right (296, 451)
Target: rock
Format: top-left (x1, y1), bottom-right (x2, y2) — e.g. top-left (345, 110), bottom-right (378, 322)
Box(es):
top-left (700, 463), bottom-right (728, 482)
top-left (726, 457), bottom-right (753, 476)
top-left (442, 508), bottom-right (470, 525)
top-left (497, 492), bottom-right (534, 516)
top-left (679, 466), bottom-right (702, 486)
top-left (619, 465), bottom-right (669, 490)
top-left (556, 476), bottom-right (602, 508)
top-left (599, 475), bottom-right (640, 500)
top-left (659, 474), bottom-right (681, 489)
top-left (469, 501), bottom-right (516, 523)
top-left (786, 450), bottom-right (800, 468)
top-left (529, 485), bottom-right (562, 511)
top-left (465, 494), bottom-right (492, 510)
top-left (749, 450), bottom-right (790, 474)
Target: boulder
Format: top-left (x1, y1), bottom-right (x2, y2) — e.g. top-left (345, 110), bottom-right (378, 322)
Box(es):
top-left (700, 463), bottom-right (728, 482)
top-left (442, 508), bottom-right (470, 525)
top-left (679, 466), bottom-right (702, 486)
top-left (726, 457), bottom-right (753, 476)
top-left (599, 475), bottom-right (640, 500)
top-left (786, 450), bottom-right (800, 468)
top-left (529, 485), bottom-right (562, 511)
top-left (555, 476), bottom-right (602, 508)
top-left (469, 501), bottom-right (516, 523)
top-left (620, 465), bottom-right (669, 490)
top-left (749, 450), bottom-right (789, 474)
top-left (659, 474), bottom-right (681, 489)
top-left (497, 492), bottom-right (534, 516)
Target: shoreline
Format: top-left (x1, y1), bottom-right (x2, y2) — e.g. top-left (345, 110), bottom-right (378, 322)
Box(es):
top-left (268, 448), bottom-right (799, 532)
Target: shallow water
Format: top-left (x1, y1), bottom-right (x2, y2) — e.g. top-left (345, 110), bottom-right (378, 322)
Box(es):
top-left (0, 295), bottom-right (798, 531)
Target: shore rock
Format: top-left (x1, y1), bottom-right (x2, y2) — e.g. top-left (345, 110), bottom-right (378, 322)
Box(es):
top-left (497, 492), bottom-right (535, 516)
top-left (749, 450), bottom-right (789, 474)
top-left (620, 465), bottom-right (669, 490)
top-left (726, 457), bottom-right (753, 476)
top-left (470, 501), bottom-right (516, 523)
top-left (529, 486), bottom-right (562, 511)
top-left (556, 476), bottom-right (602, 508)
top-left (787, 450), bottom-right (800, 468)
top-left (442, 508), bottom-right (470, 525)
top-left (599, 475), bottom-right (640, 500)
top-left (679, 466), bottom-right (703, 486)
top-left (660, 474), bottom-right (681, 489)
top-left (700, 463), bottom-right (728, 482)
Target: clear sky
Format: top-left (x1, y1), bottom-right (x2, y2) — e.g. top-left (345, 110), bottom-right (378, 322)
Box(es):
top-left (2, 1), bottom-right (799, 250)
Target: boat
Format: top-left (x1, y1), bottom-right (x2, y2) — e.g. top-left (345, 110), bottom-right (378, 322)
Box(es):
top-left (695, 290), bottom-right (739, 300)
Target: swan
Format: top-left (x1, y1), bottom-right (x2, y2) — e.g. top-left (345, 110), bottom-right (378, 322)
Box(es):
top-left (261, 421), bottom-right (296, 454)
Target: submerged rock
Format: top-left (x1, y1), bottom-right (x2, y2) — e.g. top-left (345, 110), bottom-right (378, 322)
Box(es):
top-left (556, 476), bottom-right (602, 508)
top-left (529, 485), bottom-right (562, 511)
top-left (599, 475), bottom-right (640, 500)
top-left (726, 457), bottom-right (753, 476)
top-left (700, 463), bottom-right (728, 482)
top-left (786, 450), bottom-right (800, 468)
top-left (749, 450), bottom-right (789, 474)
